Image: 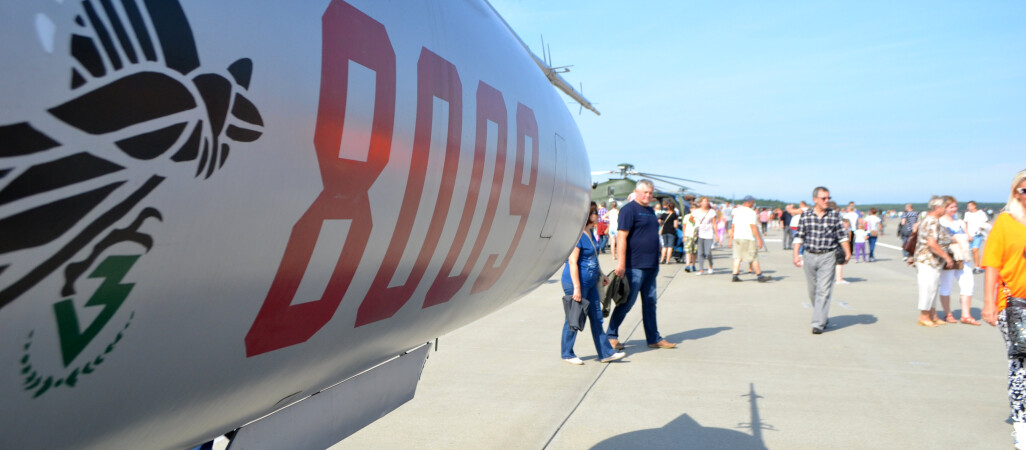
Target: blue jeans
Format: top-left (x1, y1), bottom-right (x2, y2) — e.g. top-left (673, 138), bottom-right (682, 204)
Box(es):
top-left (606, 267), bottom-right (663, 345)
top-left (561, 281), bottom-right (616, 359)
top-left (867, 236), bottom-right (877, 259)
top-left (597, 234), bottom-right (609, 253)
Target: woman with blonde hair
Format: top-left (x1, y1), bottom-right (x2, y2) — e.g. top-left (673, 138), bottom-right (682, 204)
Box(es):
top-left (915, 196), bottom-right (955, 327)
top-left (938, 196), bottom-right (979, 325)
top-left (982, 170), bottom-right (1026, 447)
top-left (692, 196), bottom-right (716, 274)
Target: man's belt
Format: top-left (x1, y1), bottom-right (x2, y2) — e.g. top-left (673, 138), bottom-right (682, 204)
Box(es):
top-left (806, 248), bottom-right (836, 254)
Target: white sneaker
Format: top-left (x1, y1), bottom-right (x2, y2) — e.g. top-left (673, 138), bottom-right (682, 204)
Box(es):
top-left (1014, 422), bottom-right (1026, 449)
top-left (836, 280), bottom-right (850, 285)
top-left (707, 268), bottom-right (714, 274)
top-left (563, 357), bottom-right (584, 365)
top-left (599, 352), bottom-right (626, 363)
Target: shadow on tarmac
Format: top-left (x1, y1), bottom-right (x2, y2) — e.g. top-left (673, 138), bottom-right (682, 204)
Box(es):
top-left (671, 326), bottom-right (733, 343)
top-left (591, 383), bottom-right (770, 450)
top-left (623, 327), bottom-right (732, 355)
top-left (826, 314), bottom-right (878, 332)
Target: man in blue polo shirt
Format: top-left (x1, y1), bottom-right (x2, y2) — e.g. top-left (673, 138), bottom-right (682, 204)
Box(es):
top-left (607, 179), bottom-right (676, 350)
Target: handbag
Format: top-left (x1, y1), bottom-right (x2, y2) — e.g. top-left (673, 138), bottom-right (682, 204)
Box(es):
top-left (834, 245), bottom-right (847, 265)
top-left (562, 295), bottom-right (590, 332)
top-left (1005, 296), bottom-right (1026, 358)
top-left (902, 224), bottom-right (919, 256)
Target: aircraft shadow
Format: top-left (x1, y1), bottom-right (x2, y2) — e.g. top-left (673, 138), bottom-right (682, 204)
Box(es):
top-left (826, 314), bottom-right (877, 332)
top-left (591, 383), bottom-right (771, 450)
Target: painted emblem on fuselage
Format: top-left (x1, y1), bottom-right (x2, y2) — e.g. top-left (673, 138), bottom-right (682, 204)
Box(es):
top-left (1, 0), bottom-right (263, 397)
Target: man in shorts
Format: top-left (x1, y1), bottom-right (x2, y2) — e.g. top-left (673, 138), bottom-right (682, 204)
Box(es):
top-left (728, 195), bottom-right (769, 282)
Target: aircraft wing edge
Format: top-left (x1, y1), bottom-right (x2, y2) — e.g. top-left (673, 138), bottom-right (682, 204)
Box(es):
top-left (224, 343), bottom-right (432, 449)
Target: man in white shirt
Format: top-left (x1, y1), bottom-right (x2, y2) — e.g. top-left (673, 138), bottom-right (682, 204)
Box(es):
top-left (963, 201), bottom-right (990, 272)
top-left (728, 195), bottom-right (768, 282)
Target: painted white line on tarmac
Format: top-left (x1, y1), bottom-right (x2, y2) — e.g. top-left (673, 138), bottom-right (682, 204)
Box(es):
top-left (876, 242), bottom-right (903, 250)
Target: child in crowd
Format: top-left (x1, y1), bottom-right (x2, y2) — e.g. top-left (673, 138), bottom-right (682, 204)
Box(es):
top-left (853, 218), bottom-right (868, 262)
top-left (682, 211), bottom-right (699, 272)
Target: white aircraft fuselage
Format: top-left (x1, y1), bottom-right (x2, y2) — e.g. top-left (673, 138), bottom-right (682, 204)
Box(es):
top-left (0, 1), bottom-right (590, 448)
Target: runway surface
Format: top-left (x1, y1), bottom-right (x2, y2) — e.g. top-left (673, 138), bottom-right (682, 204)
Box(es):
top-left (335, 225), bottom-right (1010, 449)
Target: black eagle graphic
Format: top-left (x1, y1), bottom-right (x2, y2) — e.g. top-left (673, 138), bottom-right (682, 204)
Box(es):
top-left (0, 0), bottom-right (263, 309)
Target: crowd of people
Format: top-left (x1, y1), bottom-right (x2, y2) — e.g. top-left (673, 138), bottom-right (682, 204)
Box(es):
top-left (558, 171), bottom-right (1026, 445)
top-left (562, 172), bottom-right (1026, 446)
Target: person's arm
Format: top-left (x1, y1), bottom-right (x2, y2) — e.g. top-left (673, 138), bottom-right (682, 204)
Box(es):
top-left (615, 230), bottom-right (628, 276)
top-left (982, 266), bottom-right (1000, 326)
top-left (751, 224), bottom-right (763, 249)
top-left (568, 245), bottom-right (582, 301)
top-left (728, 222), bottom-right (735, 248)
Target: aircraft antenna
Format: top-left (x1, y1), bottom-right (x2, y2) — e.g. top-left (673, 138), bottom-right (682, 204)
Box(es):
top-left (484, 0), bottom-right (599, 115)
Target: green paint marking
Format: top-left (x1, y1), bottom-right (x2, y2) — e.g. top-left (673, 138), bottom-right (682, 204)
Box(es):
top-left (52, 255), bottom-right (140, 367)
top-left (65, 369), bottom-right (79, 387)
top-left (33, 377), bottom-right (52, 398)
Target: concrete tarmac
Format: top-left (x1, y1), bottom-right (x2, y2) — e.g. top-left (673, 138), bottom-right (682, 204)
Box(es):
top-left (335, 226), bottom-right (1011, 449)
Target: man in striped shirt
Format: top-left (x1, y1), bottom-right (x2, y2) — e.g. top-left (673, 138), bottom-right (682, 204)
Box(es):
top-left (792, 186), bottom-right (851, 334)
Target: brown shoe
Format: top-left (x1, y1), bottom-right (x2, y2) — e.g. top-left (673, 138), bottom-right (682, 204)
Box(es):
top-left (609, 339), bottom-right (625, 350)
top-left (647, 340), bottom-right (677, 349)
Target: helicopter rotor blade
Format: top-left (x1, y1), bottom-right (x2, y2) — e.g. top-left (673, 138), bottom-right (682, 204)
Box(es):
top-left (636, 172), bottom-right (710, 185)
top-left (642, 174), bottom-right (689, 189)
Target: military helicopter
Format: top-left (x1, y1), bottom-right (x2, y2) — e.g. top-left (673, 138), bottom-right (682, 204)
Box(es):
top-left (591, 163), bottom-right (708, 209)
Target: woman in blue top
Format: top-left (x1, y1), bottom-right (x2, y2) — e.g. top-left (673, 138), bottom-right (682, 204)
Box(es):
top-left (561, 211), bottom-right (626, 365)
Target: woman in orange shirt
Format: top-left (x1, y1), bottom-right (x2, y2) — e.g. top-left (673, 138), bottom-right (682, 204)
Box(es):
top-left (982, 169), bottom-right (1026, 447)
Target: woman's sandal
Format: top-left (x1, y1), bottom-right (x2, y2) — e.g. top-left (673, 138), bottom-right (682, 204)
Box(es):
top-left (919, 319), bottom-right (938, 327)
top-left (961, 316), bottom-right (981, 326)
top-left (945, 314), bottom-right (958, 324)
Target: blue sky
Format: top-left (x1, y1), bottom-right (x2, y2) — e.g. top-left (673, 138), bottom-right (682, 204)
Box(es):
top-left (488, 0), bottom-right (1025, 204)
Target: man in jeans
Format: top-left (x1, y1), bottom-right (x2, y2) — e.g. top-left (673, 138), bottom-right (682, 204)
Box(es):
top-left (899, 203), bottom-right (919, 261)
top-left (792, 186), bottom-right (850, 334)
top-left (607, 179), bottom-right (676, 350)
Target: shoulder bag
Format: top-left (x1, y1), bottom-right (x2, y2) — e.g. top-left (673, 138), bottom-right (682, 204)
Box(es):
top-left (583, 232), bottom-right (606, 300)
top-left (1005, 295), bottom-right (1026, 358)
top-left (902, 223), bottom-right (919, 256)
